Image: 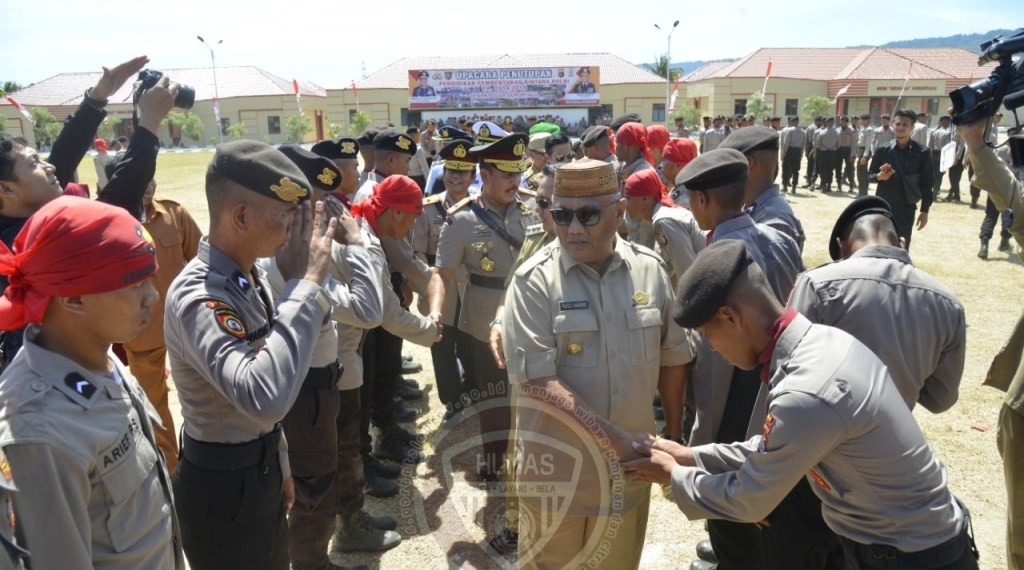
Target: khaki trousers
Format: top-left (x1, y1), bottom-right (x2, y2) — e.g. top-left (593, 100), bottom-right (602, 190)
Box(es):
top-left (125, 345), bottom-right (178, 474)
top-left (998, 404), bottom-right (1024, 570)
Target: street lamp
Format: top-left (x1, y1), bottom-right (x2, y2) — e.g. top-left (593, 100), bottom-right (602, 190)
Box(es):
top-left (197, 35), bottom-right (224, 143)
top-left (654, 20), bottom-right (679, 127)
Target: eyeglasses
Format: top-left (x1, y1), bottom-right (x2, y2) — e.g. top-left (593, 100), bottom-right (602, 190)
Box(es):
top-left (550, 153), bottom-right (573, 163)
top-left (550, 206), bottom-right (607, 226)
top-left (536, 196), bottom-right (550, 209)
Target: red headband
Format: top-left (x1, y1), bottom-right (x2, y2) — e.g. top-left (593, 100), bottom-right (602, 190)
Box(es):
top-left (351, 175), bottom-right (423, 234)
top-left (0, 197), bottom-right (157, 330)
top-left (647, 125), bottom-right (671, 152)
top-left (616, 123), bottom-right (654, 165)
top-left (663, 138), bottom-right (698, 167)
top-left (625, 169), bottom-right (675, 207)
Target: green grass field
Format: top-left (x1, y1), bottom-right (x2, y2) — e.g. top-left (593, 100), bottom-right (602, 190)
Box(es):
top-left (73, 150), bottom-right (1021, 569)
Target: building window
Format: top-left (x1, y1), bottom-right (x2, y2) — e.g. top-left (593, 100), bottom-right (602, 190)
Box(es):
top-left (652, 103), bottom-right (666, 123)
top-left (785, 99), bottom-right (798, 116)
top-left (268, 116), bottom-right (281, 135)
top-left (925, 98), bottom-right (940, 117)
top-left (734, 99), bottom-right (747, 116)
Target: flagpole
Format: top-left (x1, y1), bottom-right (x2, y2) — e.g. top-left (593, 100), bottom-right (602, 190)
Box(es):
top-left (894, 59), bottom-right (914, 110)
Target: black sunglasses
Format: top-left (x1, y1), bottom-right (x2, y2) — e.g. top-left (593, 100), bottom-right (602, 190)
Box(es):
top-left (550, 206), bottom-right (606, 227)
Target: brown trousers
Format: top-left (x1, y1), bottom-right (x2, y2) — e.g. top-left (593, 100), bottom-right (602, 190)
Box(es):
top-left (125, 345), bottom-right (178, 474)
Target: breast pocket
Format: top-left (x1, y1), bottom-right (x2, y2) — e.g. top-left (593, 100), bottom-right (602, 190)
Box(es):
top-left (101, 429), bottom-right (166, 553)
top-left (626, 306), bottom-right (663, 366)
top-left (552, 311), bottom-right (600, 368)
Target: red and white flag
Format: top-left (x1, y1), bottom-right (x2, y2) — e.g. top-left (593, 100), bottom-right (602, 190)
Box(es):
top-left (765, 58), bottom-right (773, 79)
top-left (668, 77), bottom-right (681, 112)
top-left (5, 96), bottom-right (34, 125)
top-left (832, 83), bottom-right (851, 103)
top-left (293, 79), bottom-right (304, 117)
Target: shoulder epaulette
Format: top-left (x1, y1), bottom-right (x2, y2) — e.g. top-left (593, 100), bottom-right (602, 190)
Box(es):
top-left (517, 187), bottom-right (537, 197)
top-left (423, 194), bottom-right (443, 206)
top-left (446, 196), bottom-right (473, 215)
top-left (514, 243), bottom-right (556, 278)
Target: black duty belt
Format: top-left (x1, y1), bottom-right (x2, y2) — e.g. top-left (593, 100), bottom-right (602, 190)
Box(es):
top-left (839, 525), bottom-right (971, 570)
top-left (304, 361), bottom-right (342, 390)
top-left (182, 425), bottom-right (282, 471)
top-left (426, 253), bottom-right (437, 266)
top-left (469, 273), bottom-right (506, 290)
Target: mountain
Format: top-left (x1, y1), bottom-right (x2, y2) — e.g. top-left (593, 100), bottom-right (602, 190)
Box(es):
top-left (852, 29), bottom-right (1016, 52)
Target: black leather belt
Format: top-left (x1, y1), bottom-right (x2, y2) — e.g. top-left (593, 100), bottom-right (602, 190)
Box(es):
top-left (839, 525), bottom-right (971, 570)
top-left (182, 425), bottom-right (281, 471)
top-left (426, 253), bottom-right (437, 266)
top-left (303, 362), bottom-right (342, 390)
top-left (469, 273), bottom-right (506, 290)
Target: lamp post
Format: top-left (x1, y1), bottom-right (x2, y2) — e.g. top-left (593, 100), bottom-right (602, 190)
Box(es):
top-left (197, 35), bottom-right (223, 143)
top-left (654, 20), bottom-right (679, 127)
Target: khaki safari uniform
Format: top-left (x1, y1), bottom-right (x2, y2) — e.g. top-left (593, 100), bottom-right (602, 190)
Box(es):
top-left (504, 238), bottom-right (694, 570)
top-left (787, 244), bottom-right (966, 413)
top-left (677, 314), bottom-right (972, 565)
top-left (651, 203), bottom-right (706, 286)
top-left (0, 328), bottom-right (181, 570)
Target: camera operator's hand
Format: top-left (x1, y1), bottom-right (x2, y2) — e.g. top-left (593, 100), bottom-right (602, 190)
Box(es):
top-left (137, 76), bottom-right (178, 135)
top-left (956, 115), bottom-right (990, 154)
top-left (90, 56), bottom-right (149, 102)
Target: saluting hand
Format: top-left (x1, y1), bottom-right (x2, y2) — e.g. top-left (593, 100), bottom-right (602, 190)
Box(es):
top-left (90, 55), bottom-right (150, 102)
top-left (303, 201), bottom-right (338, 284)
top-left (328, 198), bottom-right (364, 247)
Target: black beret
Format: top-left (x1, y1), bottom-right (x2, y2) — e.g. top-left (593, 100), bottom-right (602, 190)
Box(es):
top-left (373, 129), bottom-right (417, 155)
top-left (770, 116), bottom-right (781, 122)
top-left (788, 116), bottom-right (799, 123)
top-left (310, 137), bottom-right (359, 160)
top-left (676, 148), bottom-right (749, 192)
top-left (207, 140), bottom-right (311, 204)
top-left (356, 128), bottom-right (379, 146)
top-left (859, 113), bottom-right (871, 120)
top-left (277, 144), bottom-right (342, 192)
top-left (610, 113), bottom-right (643, 131)
top-left (581, 125), bottom-right (610, 147)
top-left (721, 125), bottom-right (779, 154)
top-left (840, 116), bottom-right (850, 122)
top-left (673, 240), bottom-right (754, 328)
top-left (825, 116), bottom-right (835, 123)
top-left (828, 195), bottom-right (895, 260)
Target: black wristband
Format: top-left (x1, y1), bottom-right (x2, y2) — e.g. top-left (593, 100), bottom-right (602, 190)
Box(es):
top-left (82, 88), bottom-right (108, 110)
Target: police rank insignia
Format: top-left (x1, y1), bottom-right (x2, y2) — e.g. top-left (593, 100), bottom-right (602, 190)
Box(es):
top-left (396, 136), bottom-right (412, 151)
top-left (64, 373), bottom-right (97, 399)
top-left (454, 144), bottom-right (468, 158)
top-left (269, 177), bottom-right (308, 204)
top-left (513, 140), bottom-right (526, 157)
top-left (0, 451), bottom-right (11, 483)
top-left (480, 257), bottom-right (495, 272)
top-left (206, 300), bottom-right (247, 339)
top-left (317, 168), bottom-right (337, 186)
top-left (479, 125), bottom-right (491, 139)
top-left (632, 291), bottom-right (650, 306)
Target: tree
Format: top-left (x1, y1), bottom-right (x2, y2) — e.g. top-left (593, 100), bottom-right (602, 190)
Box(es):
top-left (801, 96), bottom-right (833, 123)
top-left (285, 116), bottom-right (312, 143)
top-left (328, 123), bottom-right (343, 138)
top-left (1, 82), bottom-right (23, 95)
top-left (348, 110), bottom-right (371, 137)
top-left (30, 107), bottom-right (57, 143)
top-left (672, 103), bottom-right (702, 129)
top-left (164, 111), bottom-right (204, 145)
top-left (646, 55), bottom-right (682, 82)
top-left (746, 91), bottom-right (773, 120)
top-left (226, 122), bottom-right (247, 140)
top-left (0, 115), bottom-right (6, 133)
top-left (96, 115), bottom-right (122, 141)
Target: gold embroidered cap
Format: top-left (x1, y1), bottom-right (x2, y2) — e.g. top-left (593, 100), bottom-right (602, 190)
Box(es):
top-left (439, 140), bottom-right (478, 172)
top-left (552, 158), bottom-right (618, 197)
top-left (470, 133), bottom-right (529, 174)
top-left (208, 140), bottom-right (311, 203)
top-left (311, 137), bottom-right (359, 160)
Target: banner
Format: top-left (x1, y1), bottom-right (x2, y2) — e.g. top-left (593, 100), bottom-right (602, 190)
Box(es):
top-left (409, 66), bottom-right (601, 109)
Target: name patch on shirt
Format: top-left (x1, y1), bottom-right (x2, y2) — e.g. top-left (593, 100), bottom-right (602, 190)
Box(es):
top-left (559, 301), bottom-right (590, 311)
top-left (100, 410), bottom-right (142, 471)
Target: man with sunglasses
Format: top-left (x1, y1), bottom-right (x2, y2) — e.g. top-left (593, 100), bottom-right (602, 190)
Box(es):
top-left (413, 140), bottom-right (478, 421)
top-left (544, 133), bottom-right (573, 167)
top-left (435, 133), bottom-right (540, 483)
top-left (503, 158), bottom-right (693, 569)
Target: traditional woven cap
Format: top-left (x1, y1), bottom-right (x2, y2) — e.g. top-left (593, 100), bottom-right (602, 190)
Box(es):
top-left (673, 239), bottom-right (754, 328)
top-left (553, 158), bottom-right (618, 197)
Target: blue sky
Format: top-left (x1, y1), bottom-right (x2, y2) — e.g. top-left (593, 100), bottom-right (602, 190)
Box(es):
top-left (2, 0), bottom-right (1020, 88)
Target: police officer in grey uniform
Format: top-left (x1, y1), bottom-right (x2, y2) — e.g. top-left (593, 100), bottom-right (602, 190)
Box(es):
top-left (704, 117), bottom-right (727, 152)
top-left (788, 196), bottom-right (966, 413)
top-left (779, 117), bottom-right (805, 193)
top-left (872, 114), bottom-right (895, 154)
top-left (721, 126), bottom-right (807, 251)
top-left (626, 239), bottom-right (980, 570)
top-left (677, 150), bottom-right (808, 570)
top-left (930, 115), bottom-right (954, 196)
top-left (803, 116), bottom-right (822, 188)
top-left (353, 130), bottom-right (416, 204)
top-left (166, 141), bottom-right (336, 570)
top-left (581, 126), bottom-right (620, 175)
top-left (815, 117), bottom-right (841, 192)
top-left (838, 116), bottom-right (857, 191)
top-left (856, 113), bottom-right (876, 196)
top-left (436, 133), bottom-right (539, 481)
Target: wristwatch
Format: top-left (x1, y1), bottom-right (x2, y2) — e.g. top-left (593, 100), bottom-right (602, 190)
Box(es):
top-left (82, 88), bottom-right (108, 110)
top-left (489, 318), bottom-right (502, 328)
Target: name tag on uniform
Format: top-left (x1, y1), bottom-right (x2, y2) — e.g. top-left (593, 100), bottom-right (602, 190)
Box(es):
top-left (100, 408), bottom-right (143, 471)
top-left (473, 230), bottom-right (492, 238)
top-left (559, 300), bottom-right (590, 311)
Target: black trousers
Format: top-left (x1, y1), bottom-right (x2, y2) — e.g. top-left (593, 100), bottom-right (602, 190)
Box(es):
top-left (464, 335), bottom-right (511, 473)
top-left (337, 387), bottom-right (365, 516)
top-left (947, 163), bottom-right (964, 199)
top-left (980, 196), bottom-right (1014, 242)
top-left (818, 150), bottom-right (837, 188)
top-left (432, 297), bottom-right (468, 410)
top-left (282, 379), bottom-right (341, 570)
top-left (173, 434), bottom-right (288, 570)
top-left (782, 147), bottom-right (802, 189)
top-left (805, 150), bottom-right (817, 185)
top-left (410, 174), bottom-right (427, 192)
top-left (877, 187), bottom-right (919, 250)
top-left (837, 147), bottom-right (854, 187)
top-left (360, 326), bottom-right (404, 458)
top-left (931, 150), bottom-right (945, 195)
top-left (856, 147), bottom-right (870, 196)
top-left (839, 524), bottom-right (978, 570)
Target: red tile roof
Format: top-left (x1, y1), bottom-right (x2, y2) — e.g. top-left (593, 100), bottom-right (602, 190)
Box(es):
top-left (4, 66), bottom-right (326, 107)
top-left (348, 52), bottom-right (665, 90)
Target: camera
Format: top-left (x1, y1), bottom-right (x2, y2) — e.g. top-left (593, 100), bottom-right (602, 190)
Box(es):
top-left (135, 69), bottom-right (195, 109)
top-left (950, 29), bottom-right (1024, 125)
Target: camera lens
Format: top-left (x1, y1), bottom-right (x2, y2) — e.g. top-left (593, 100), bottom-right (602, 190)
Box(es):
top-left (175, 85), bottom-right (196, 110)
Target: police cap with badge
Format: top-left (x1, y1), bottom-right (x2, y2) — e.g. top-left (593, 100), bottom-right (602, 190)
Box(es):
top-left (356, 127), bottom-right (379, 147)
top-left (721, 125), bottom-right (780, 154)
top-left (470, 133), bottom-right (529, 173)
top-left (435, 125), bottom-right (473, 144)
top-left (277, 144), bottom-right (342, 192)
top-left (673, 239), bottom-right (756, 328)
top-left (474, 121), bottom-right (509, 144)
top-left (439, 139), bottom-right (477, 171)
top-left (208, 140), bottom-right (311, 204)
top-left (311, 137), bottom-right (359, 161)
